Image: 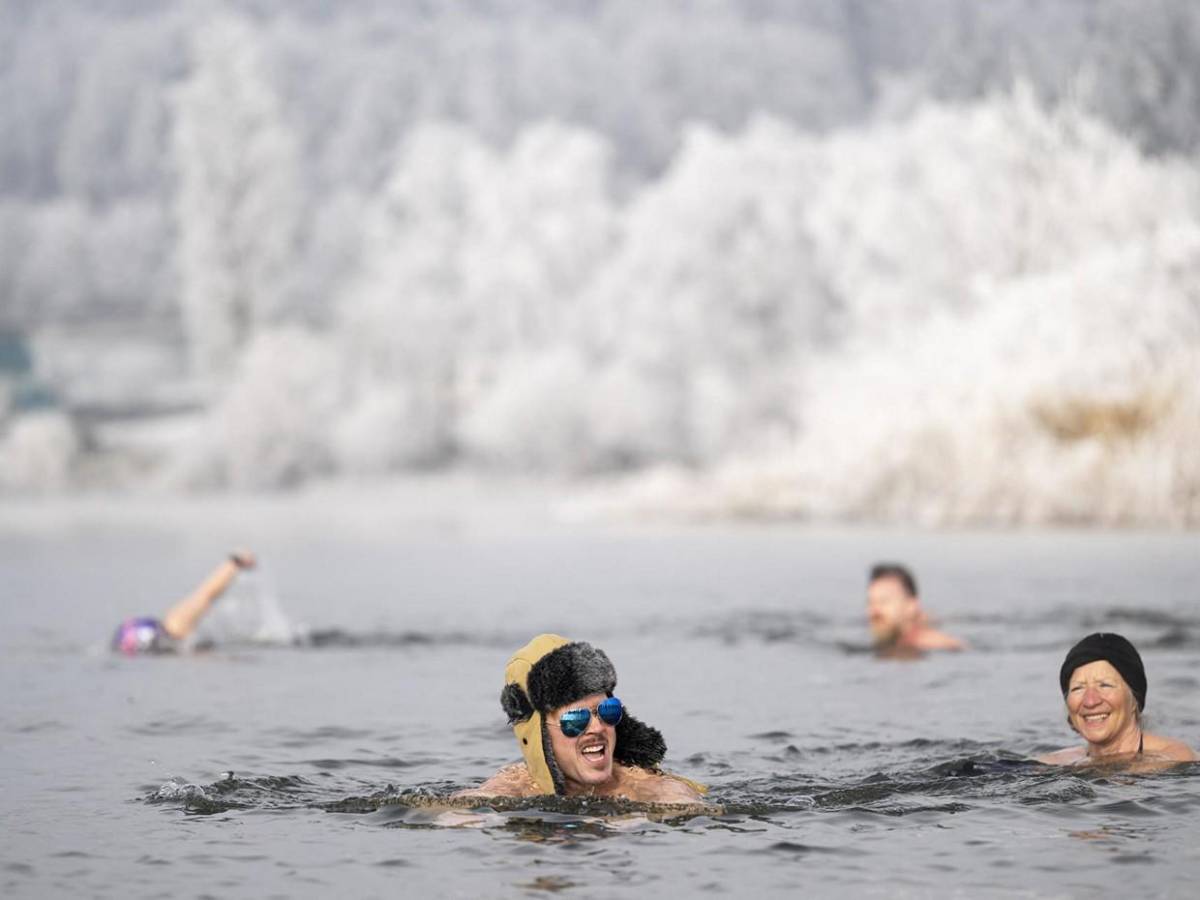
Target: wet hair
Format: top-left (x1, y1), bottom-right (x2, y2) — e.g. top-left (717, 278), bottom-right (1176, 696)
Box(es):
top-left (868, 563), bottom-right (918, 598)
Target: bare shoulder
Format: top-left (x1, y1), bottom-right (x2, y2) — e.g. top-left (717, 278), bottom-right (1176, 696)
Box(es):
top-left (1144, 734), bottom-right (1198, 762)
top-left (1036, 746), bottom-right (1086, 766)
top-left (452, 763), bottom-right (539, 799)
top-left (913, 628), bottom-right (966, 651)
top-left (616, 766), bottom-right (704, 803)
top-left (651, 774), bottom-right (706, 804)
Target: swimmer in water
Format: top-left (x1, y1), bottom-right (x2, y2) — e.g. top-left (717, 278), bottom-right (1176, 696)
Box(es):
top-left (1039, 632), bottom-right (1196, 766)
top-left (454, 634), bottom-right (705, 803)
top-left (111, 552), bottom-right (256, 655)
top-left (866, 562), bottom-right (965, 654)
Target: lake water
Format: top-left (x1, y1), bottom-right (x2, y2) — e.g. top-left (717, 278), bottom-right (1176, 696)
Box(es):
top-left (2, 486), bottom-right (1199, 898)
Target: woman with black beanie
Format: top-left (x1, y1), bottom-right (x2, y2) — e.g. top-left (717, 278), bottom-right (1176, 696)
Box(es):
top-left (1039, 632), bottom-right (1195, 765)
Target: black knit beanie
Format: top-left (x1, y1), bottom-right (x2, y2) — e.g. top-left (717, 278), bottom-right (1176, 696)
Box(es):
top-left (1059, 632), bottom-right (1147, 711)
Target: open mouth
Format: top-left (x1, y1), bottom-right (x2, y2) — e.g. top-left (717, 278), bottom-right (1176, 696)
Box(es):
top-left (1080, 712), bottom-right (1110, 727)
top-left (578, 739), bottom-right (609, 766)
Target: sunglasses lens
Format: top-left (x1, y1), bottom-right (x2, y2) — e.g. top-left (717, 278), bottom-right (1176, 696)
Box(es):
top-left (598, 696), bottom-right (624, 726)
top-left (558, 709), bottom-right (590, 737)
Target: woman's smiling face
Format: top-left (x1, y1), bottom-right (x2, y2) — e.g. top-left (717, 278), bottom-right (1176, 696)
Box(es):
top-left (1066, 659), bottom-right (1139, 749)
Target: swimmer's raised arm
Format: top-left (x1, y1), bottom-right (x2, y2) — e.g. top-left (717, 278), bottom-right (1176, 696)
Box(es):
top-left (161, 551), bottom-right (256, 639)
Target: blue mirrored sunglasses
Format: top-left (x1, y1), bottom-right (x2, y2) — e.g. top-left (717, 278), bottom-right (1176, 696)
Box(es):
top-left (552, 696), bottom-right (624, 737)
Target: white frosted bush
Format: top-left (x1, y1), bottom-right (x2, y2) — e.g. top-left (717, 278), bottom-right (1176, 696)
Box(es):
top-left (341, 120), bottom-right (617, 469)
top-left (331, 383), bottom-right (446, 474)
top-left (574, 117), bottom-right (824, 462)
top-left (458, 347), bottom-right (595, 470)
top-left (171, 11), bottom-right (302, 388)
top-left (563, 94), bottom-right (1200, 525)
top-left (0, 411), bottom-right (80, 493)
top-left (693, 224), bottom-right (1200, 525)
top-left (17, 82), bottom-right (1197, 525)
top-left (170, 328), bottom-right (343, 489)
top-left (807, 87), bottom-right (1198, 338)
top-left (461, 348), bottom-right (680, 471)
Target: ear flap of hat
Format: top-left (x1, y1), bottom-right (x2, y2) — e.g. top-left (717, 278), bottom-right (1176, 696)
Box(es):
top-left (541, 717), bottom-right (566, 794)
top-left (613, 711), bottom-right (666, 769)
top-left (510, 710), bottom-right (555, 794)
top-left (503, 633), bottom-right (572, 795)
top-left (500, 683), bottom-right (534, 723)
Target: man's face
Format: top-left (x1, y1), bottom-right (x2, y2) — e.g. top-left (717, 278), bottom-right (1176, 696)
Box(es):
top-left (866, 576), bottom-right (917, 644)
top-left (545, 692), bottom-right (617, 792)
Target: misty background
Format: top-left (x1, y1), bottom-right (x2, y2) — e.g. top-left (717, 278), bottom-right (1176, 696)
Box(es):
top-left (1, 0), bottom-right (1198, 526)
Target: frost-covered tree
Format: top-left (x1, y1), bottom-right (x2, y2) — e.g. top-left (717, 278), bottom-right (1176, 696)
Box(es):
top-left (335, 121), bottom-right (616, 473)
top-left (170, 10), bottom-right (302, 387)
top-left (56, 18), bottom-right (180, 204)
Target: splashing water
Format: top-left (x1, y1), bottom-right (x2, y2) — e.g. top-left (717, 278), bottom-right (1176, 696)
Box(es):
top-left (196, 568), bottom-right (303, 647)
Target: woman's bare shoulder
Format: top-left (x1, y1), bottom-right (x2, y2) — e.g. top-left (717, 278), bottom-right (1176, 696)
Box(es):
top-left (452, 763), bottom-right (539, 799)
top-left (1144, 734), bottom-right (1198, 762)
top-left (1037, 736), bottom-right (1196, 768)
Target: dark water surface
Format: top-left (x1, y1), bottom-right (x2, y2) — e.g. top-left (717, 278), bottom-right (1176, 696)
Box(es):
top-left (2, 495), bottom-right (1199, 897)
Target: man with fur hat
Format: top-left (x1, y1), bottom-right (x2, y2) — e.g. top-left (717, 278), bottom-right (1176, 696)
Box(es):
top-left (455, 634), bottom-right (704, 802)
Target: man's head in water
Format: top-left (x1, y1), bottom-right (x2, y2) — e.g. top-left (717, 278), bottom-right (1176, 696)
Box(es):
top-left (866, 563), bottom-right (920, 645)
top-left (500, 634), bottom-right (666, 796)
